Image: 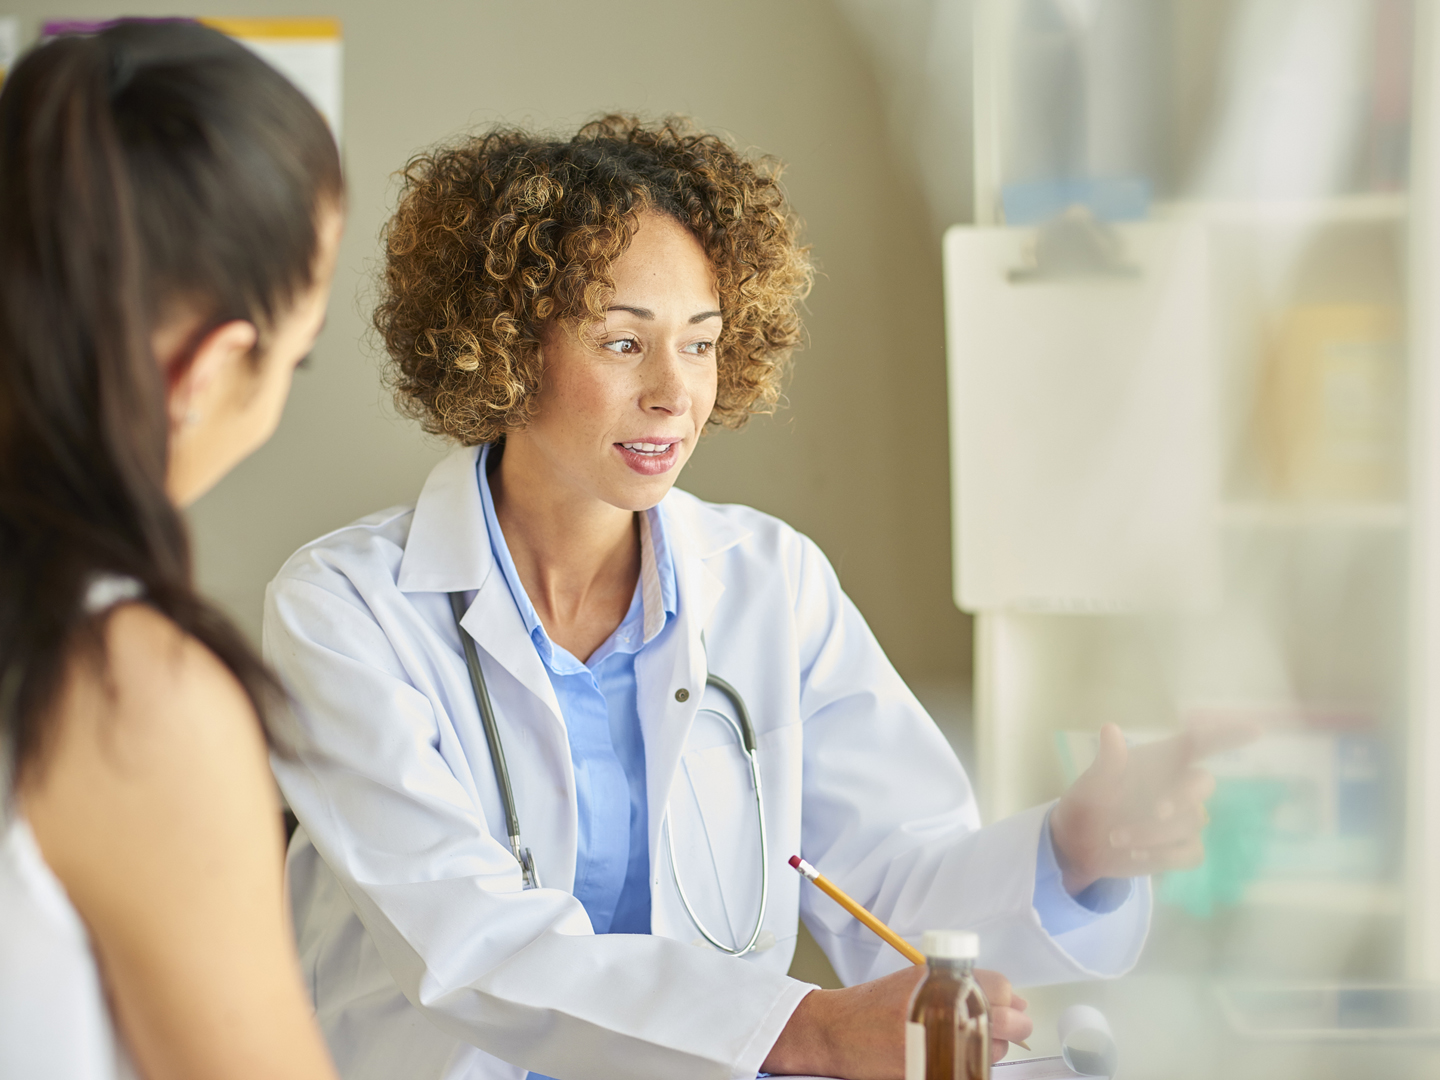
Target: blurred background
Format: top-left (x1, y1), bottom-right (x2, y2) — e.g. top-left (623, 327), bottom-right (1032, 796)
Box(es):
top-left (8, 3), bottom-right (1440, 1075)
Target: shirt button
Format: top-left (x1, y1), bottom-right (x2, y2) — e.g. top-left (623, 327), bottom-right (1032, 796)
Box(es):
top-left (674, 688), bottom-right (689, 702)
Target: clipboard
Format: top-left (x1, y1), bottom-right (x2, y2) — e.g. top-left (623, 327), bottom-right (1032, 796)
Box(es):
top-left (944, 213), bottom-right (1219, 613)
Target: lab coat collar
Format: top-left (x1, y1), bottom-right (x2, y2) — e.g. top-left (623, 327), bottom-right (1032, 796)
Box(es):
top-left (656, 484), bottom-right (751, 561)
top-left (396, 444), bottom-right (492, 595)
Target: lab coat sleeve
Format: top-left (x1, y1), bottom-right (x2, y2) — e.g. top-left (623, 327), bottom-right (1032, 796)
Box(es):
top-left (265, 570), bottom-right (812, 1080)
top-left (786, 536), bottom-right (1152, 988)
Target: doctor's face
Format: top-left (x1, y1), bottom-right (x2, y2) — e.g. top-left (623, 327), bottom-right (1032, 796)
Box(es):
top-left (512, 211), bottom-right (720, 512)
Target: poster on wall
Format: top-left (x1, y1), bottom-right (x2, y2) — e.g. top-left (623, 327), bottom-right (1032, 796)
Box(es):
top-left (0, 17), bottom-right (19, 82)
top-left (201, 18), bottom-right (343, 139)
top-left (38, 17), bottom-right (343, 139)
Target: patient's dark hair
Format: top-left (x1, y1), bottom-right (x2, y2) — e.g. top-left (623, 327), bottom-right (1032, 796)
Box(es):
top-left (0, 20), bottom-right (343, 787)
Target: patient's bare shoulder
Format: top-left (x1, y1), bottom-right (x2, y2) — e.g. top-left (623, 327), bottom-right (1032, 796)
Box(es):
top-left (22, 600), bottom-right (278, 906)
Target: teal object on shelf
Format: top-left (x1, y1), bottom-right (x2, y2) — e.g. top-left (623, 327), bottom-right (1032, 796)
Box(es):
top-left (1158, 778), bottom-right (1288, 918)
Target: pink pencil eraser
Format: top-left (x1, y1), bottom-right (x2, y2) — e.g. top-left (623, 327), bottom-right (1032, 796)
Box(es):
top-left (788, 855), bottom-right (802, 870)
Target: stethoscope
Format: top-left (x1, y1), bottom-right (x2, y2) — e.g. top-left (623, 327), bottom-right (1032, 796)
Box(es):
top-left (449, 593), bottom-right (771, 957)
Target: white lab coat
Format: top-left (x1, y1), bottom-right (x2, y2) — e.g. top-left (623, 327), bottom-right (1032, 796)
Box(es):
top-left (266, 445), bottom-right (1151, 1080)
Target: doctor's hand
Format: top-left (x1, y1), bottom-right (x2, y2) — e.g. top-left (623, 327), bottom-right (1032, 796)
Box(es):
top-left (762, 965), bottom-right (1032, 1078)
top-left (1049, 720), bottom-right (1254, 896)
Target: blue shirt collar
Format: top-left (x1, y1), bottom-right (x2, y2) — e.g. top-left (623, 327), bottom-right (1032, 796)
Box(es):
top-left (476, 442), bottom-right (676, 669)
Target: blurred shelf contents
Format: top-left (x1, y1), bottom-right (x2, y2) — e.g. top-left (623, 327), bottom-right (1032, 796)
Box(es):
top-left (1057, 710), bottom-right (1393, 921)
top-left (1239, 878), bottom-right (1402, 916)
top-left (1258, 304), bottom-right (1404, 503)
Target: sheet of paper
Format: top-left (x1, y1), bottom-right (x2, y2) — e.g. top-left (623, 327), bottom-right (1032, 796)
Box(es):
top-left (780, 1057), bottom-right (1084, 1080)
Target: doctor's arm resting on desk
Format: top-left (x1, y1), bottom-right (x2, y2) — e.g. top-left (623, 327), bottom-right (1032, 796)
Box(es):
top-left (266, 115), bottom-right (1220, 1080)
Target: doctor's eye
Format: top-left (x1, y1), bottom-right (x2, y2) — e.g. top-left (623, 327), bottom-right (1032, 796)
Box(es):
top-left (602, 336), bottom-right (642, 355)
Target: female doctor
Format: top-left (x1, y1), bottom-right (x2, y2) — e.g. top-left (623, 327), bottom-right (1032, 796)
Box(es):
top-left (266, 116), bottom-right (1217, 1080)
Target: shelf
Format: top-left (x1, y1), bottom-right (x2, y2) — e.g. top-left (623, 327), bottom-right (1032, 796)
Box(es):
top-left (1242, 878), bottom-right (1403, 916)
top-left (1153, 194), bottom-right (1407, 226)
top-left (1221, 502), bottom-right (1407, 530)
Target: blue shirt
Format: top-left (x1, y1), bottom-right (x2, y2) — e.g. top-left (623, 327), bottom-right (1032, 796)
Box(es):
top-left (476, 445), bottom-right (1128, 945)
top-left (478, 444), bottom-right (674, 935)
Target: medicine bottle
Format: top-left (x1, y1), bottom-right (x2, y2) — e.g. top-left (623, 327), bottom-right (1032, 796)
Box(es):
top-left (906, 929), bottom-right (989, 1080)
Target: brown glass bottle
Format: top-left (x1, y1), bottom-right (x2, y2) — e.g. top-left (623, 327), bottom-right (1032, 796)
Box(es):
top-left (905, 930), bottom-right (989, 1080)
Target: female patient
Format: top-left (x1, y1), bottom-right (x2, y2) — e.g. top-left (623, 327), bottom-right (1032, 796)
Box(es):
top-left (268, 116), bottom-right (1217, 1080)
top-left (0, 21), bottom-right (343, 1080)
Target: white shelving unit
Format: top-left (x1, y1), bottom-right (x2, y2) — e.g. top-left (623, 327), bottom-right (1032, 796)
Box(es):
top-left (1220, 502), bottom-right (1408, 530)
top-left (956, 0), bottom-right (1438, 981)
top-left (1153, 194), bottom-right (1409, 225)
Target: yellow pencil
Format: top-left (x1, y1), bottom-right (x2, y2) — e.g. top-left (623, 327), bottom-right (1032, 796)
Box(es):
top-left (788, 855), bottom-right (1030, 1051)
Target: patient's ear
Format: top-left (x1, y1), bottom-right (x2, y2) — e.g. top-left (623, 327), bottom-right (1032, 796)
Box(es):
top-left (162, 320), bottom-right (260, 432)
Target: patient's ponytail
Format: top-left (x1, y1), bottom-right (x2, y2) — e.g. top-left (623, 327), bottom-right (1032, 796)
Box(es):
top-left (0, 20), bottom-right (343, 785)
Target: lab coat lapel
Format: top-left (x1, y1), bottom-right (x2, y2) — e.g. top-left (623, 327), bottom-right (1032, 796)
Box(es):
top-left (635, 528), bottom-right (728, 908)
top-left (458, 575), bottom-right (564, 728)
top-left (397, 444), bottom-right (575, 887)
top-left (399, 444), bottom-right (566, 731)
top-left (458, 576), bottom-right (577, 892)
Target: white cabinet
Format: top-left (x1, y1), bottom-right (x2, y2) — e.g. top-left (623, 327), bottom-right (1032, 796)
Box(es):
top-left (953, 0), bottom-right (1438, 979)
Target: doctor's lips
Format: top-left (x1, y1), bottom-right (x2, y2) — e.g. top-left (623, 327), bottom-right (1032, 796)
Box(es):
top-left (615, 438), bottom-right (681, 476)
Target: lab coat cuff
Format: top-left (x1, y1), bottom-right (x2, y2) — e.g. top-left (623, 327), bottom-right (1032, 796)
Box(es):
top-left (956, 803), bottom-right (1151, 985)
top-left (1032, 807), bottom-right (1135, 936)
top-left (737, 977), bottom-right (820, 1080)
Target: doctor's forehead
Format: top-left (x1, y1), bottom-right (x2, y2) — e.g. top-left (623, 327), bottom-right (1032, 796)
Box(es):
top-left (602, 212), bottom-right (720, 320)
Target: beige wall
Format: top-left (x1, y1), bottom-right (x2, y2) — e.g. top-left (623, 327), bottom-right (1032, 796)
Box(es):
top-left (8, 0), bottom-right (971, 689)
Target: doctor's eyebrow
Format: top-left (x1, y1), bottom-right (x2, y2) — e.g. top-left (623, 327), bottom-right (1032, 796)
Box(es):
top-left (606, 305), bottom-right (723, 324)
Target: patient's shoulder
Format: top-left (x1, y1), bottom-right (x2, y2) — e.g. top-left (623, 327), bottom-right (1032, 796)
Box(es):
top-left (23, 601), bottom-right (276, 897)
top-left (27, 602), bottom-right (266, 807)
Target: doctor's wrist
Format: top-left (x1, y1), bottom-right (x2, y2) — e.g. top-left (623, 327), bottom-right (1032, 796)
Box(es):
top-left (761, 988), bottom-right (839, 1077)
top-left (762, 966), bottom-right (926, 1078)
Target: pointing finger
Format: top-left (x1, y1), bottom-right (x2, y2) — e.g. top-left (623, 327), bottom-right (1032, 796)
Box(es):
top-left (1090, 724), bottom-right (1129, 784)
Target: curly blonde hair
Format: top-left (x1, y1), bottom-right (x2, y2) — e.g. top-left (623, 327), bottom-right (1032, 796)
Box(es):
top-left (374, 115), bottom-right (813, 444)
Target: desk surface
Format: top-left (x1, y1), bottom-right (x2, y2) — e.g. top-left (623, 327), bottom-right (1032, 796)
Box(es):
top-left (1015, 978), bottom-right (1440, 1080)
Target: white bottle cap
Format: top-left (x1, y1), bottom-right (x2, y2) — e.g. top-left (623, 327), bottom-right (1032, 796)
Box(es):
top-left (920, 929), bottom-right (978, 960)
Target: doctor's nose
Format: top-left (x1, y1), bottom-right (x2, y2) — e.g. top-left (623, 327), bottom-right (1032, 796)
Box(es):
top-left (640, 351), bottom-right (693, 417)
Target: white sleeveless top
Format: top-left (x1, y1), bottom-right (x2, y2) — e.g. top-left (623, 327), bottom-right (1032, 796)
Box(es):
top-left (0, 576), bottom-right (142, 1079)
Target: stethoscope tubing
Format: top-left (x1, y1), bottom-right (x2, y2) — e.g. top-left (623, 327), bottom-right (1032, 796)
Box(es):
top-left (661, 684), bottom-right (771, 956)
top-left (450, 593), bottom-right (768, 953)
top-left (449, 592), bottom-right (540, 889)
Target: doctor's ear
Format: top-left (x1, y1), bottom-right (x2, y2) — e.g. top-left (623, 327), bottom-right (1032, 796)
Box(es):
top-left (162, 318), bottom-right (260, 431)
